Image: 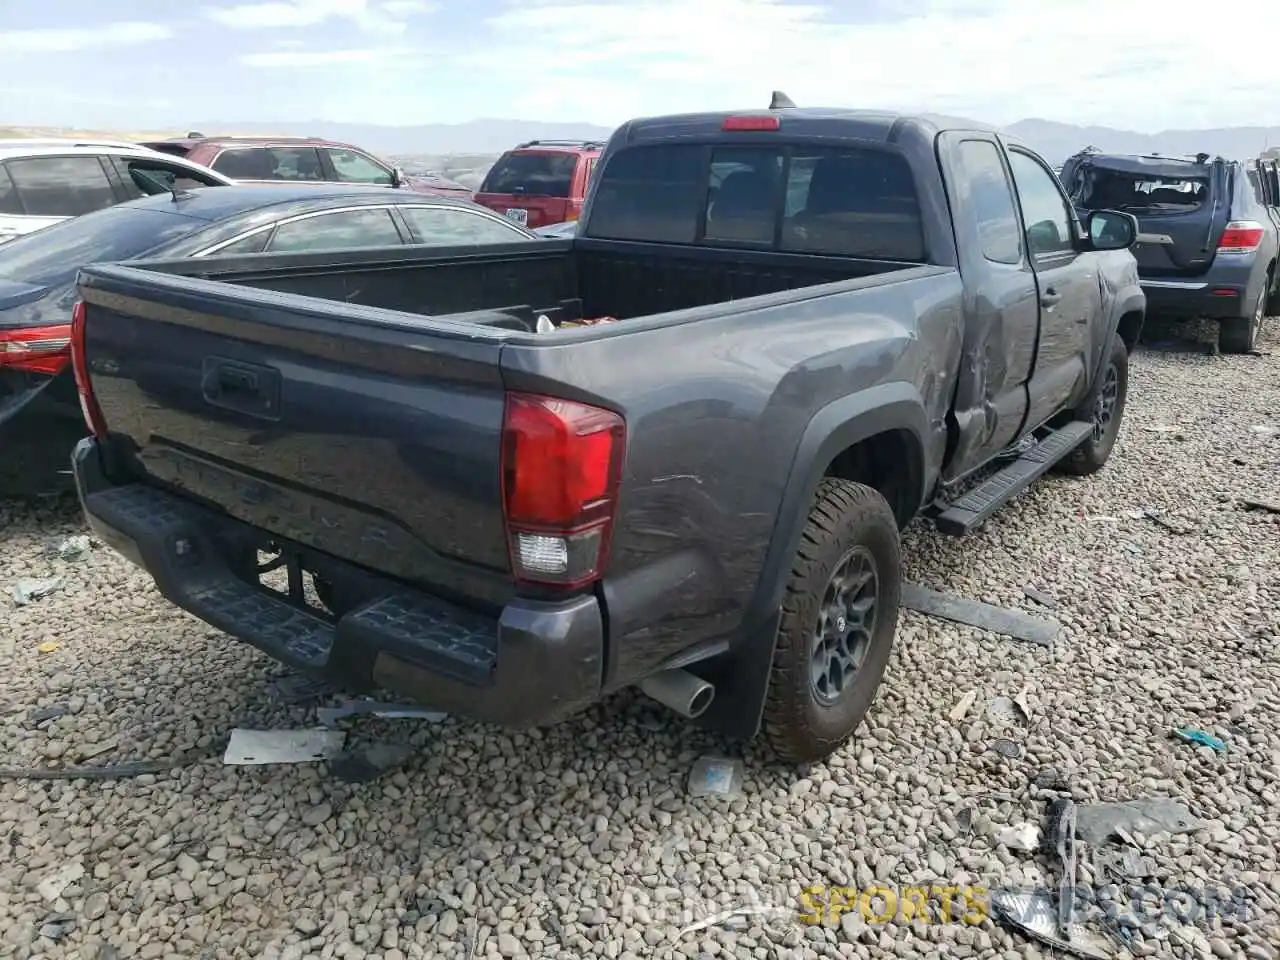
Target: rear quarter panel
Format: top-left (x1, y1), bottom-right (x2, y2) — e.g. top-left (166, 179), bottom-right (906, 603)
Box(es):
top-left (499, 266), bottom-right (964, 689)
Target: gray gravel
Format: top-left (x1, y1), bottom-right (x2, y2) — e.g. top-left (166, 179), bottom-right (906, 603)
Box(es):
top-left (2, 323), bottom-right (1279, 960)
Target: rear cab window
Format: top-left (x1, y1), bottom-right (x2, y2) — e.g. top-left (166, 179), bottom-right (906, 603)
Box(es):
top-left (584, 142), bottom-right (926, 261)
top-left (212, 147), bottom-right (325, 181)
top-left (480, 151), bottom-right (579, 198)
top-left (3, 156), bottom-right (117, 217)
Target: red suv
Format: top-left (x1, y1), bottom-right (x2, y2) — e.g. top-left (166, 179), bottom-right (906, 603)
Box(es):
top-left (474, 140), bottom-right (603, 229)
top-left (139, 134), bottom-right (473, 200)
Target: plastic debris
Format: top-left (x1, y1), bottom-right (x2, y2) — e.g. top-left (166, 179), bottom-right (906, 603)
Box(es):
top-left (990, 889), bottom-right (1115, 959)
top-left (535, 314), bottom-right (555, 333)
top-left (1095, 845), bottom-right (1155, 880)
top-left (900, 583), bottom-right (1059, 647)
top-left (265, 672), bottom-right (338, 705)
top-left (987, 696), bottom-right (1029, 728)
top-left (1022, 584), bottom-right (1057, 609)
top-left (12, 577), bottom-right (64, 605)
top-left (948, 690), bottom-right (978, 721)
top-left (51, 535), bottom-right (92, 561)
top-left (223, 728), bottom-right (345, 765)
top-left (316, 700), bottom-right (449, 726)
top-left (328, 742), bottom-right (413, 783)
top-left (1074, 799), bottom-right (1200, 846)
top-left (687, 756), bottom-right (744, 798)
top-left (1172, 727), bottom-right (1227, 752)
top-left (36, 861), bottom-right (85, 901)
top-left (37, 641), bottom-right (59, 654)
top-left (995, 823), bottom-right (1041, 851)
top-left (989, 738), bottom-right (1022, 759)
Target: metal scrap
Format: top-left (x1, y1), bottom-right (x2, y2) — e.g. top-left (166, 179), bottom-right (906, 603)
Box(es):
top-left (1022, 584), bottom-right (1057, 608)
top-left (989, 739), bottom-right (1023, 760)
top-left (1239, 498), bottom-right (1280, 515)
top-left (990, 889), bottom-right (1115, 959)
top-left (316, 700), bottom-right (449, 726)
top-left (223, 728), bottom-right (345, 765)
top-left (687, 756), bottom-right (744, 798)
top-left (12, 577), bottom-right (64, 605)
top-left (900, 583), bottom-right (1060, 647)
top-left (1047, 798), bottom-right (1078, 939)
top-left (328, 742), bottom-right (414, 783)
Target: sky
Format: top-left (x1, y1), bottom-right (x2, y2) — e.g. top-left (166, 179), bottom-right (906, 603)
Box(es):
top-left (4, 0), bottom-right (1280, 132)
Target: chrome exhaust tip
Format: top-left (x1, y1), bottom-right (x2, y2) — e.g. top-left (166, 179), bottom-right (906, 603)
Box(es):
top-left (638, 668), bottom-right (715, 719)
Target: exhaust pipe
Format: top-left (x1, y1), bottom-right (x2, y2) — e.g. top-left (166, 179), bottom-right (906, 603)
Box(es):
top-left (638, 668), bottom-right (715, 719)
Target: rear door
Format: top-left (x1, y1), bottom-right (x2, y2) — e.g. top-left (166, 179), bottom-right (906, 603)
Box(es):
top-left (474, 151), bottom-right (576, 228)
top-left (0, 155), bottom-right (118, 239)
top-left (1006, 146), bottom-right (1100, 428)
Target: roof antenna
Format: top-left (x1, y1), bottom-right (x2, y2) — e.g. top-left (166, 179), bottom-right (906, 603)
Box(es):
top-left (769, 90), bottom-right (796, 110)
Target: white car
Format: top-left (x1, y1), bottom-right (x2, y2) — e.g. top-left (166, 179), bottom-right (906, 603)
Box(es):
top-left (0, 140), bottom-right (234, 244)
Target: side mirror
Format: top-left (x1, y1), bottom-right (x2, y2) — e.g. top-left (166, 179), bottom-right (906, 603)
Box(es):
top-left (1085, 209), bottom-right (1138, 251)
top-left (390, 166), bottom-right (405, 188)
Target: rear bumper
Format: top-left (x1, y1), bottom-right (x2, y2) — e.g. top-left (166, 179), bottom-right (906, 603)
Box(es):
top-left (1140, 264), bottom-right (1260, 320)
top-left (72, 439), bottom-right (605, 728)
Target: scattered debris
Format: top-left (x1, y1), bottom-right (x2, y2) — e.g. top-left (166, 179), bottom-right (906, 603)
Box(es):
top-left (37, 912), bottom-right (77, 942)
top-left (1033, 767), bottom-right (1069, 790)
top-left (1094, 845), bottom-right (1155, 880)
top-left (1012, 685), bottom-right (1033, 721)
top-left (1248, 424), bottom-right (1277, 436)
top-left (987, 696), bottom-right (1029, 728)
top-left (28, 704), bottom-right (69, 725)
top-left (989, 738), bottom-right (1023, 760)
top-left (37, 641), bottom-right (59, 654)
top-left (954, 806), bottom-right (974, 835)
top-left (328, 742), bottom-right (414, 783)
top-left (687, 756), bottom-right (744, 798)
top-left (677, 903), bottom-right (794, 937)
top-left (1134, 506), bottom-right (1193, 535)
top-left (1022, 584), bottom-right (1057, 609)
top-left (50, 535), bottom-right (92, 562)
top-left (900, 583), bottom-right (1060, 647)
top-left (995, 823), bottom-right (1041, 851)
top-left (264, 672), bottom-right (338, 705)
top-left (36, 861), bottom-right (85, 901)
top-left (1074, 798), bottom-right (1200, 846)
top-left (316, 699), bottom-right (449, 727)
top-left (1046, 798), bottom-right (1078, 938)
top-left (1172, 727), bottom-right (1227, 752)
top-left (0, 743), bottom-right (223, 781)
top-left (223, 728), bottom-right (346, 766)
top-left (1239, 498), bottom-right (1280, 515)
top-left (991, 889), bottom-right (1115, 959)
top-left (948, 690), bottom-right (978, 721)
top-left (12, 577), bottom-right (64, 605)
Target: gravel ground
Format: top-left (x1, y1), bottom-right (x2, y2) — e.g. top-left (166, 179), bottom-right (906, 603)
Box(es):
top-left (1, 323), bottom-right (1278, 960)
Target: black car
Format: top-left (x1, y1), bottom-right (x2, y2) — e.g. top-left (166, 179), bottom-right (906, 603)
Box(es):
top-left (0, 184), bottom-right (538, 495)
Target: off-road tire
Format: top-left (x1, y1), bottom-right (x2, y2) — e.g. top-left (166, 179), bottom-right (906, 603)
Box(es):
top-left (761, 478), bottom-right (901, 765)
top-left (1219, 287), bottom-right (1266, 354)
top-left (1059, 334), bottom-right (1129, 477)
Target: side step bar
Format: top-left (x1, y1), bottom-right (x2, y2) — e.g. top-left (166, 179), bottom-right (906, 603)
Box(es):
top-left (934, 421), bottom-right (1094, 536)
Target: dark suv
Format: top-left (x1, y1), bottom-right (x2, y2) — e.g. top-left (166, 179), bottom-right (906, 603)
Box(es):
top-left (140, 134), bottom-right (472, 200)
top-left (473, 140), bottom-right (603, 229)
top-left (1060, 150), bottom-right (1280, 352)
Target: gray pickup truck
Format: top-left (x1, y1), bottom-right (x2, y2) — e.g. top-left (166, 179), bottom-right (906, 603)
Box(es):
top-left (69, 104), bottom-right (1145, 764)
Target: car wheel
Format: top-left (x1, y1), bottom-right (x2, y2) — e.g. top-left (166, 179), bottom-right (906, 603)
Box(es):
top-left (761, 478), bottom-right (901, 765)
top-left (1058, 333), bottom-right (1129, 477)
top-left (1219, 288), bottom-right (1265, 354)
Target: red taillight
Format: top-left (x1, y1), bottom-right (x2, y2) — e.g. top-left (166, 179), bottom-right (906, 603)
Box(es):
top-left (564, 200), bottom-right (583, 222)
top-left (501, 392), bottom-right (625, 588)
top-left (70, 301), bottom-right (107, 438)
top-left (1217, 221), bottom-right (1265, 254)
top-left (0, 324), bottom-right (72, 376)
top-left (722, 114), bottom-right (780, 132)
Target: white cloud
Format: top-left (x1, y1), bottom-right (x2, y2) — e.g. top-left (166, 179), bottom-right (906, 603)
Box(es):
top-left (3, 21), bottom-right (172, 53)
top-left (239, 46), bottom-right (411, 67)
top-left (475, 0), bottom-right (1280, 131)
top-left (204, 0), bottom-right (431, 34)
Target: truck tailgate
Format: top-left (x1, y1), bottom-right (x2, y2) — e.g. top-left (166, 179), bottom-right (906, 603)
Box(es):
top-left (76, 263), bottom-right (513, 605)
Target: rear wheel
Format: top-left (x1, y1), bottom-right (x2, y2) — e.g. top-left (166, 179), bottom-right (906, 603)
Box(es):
top-left (1058, 334), bottom-right (1128, 477)
top-left (761, 478), bottom-right (901, 765)
top-left (1219, 287), bottom-right (1265, 354)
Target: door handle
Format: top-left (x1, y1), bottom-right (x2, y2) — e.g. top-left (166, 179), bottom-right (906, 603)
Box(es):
top-left (1041, 288), bottom-right (1063, 308)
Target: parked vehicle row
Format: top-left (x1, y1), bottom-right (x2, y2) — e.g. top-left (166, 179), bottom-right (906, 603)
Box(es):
top-left (67, 101), bottom-right (1144, 763)
top-left (1060, 149), bottom-right (1279, 352)
top-left (0, 184), bottom-right (539, 496)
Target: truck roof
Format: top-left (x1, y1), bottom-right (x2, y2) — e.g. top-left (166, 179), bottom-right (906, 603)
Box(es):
top-left (617, 107), bottom-right (1004, 146)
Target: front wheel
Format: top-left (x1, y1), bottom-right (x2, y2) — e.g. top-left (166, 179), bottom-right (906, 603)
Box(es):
top-left (1219, 288), bottom-right (1265, 354)
top-left (1058, 333), bottom-right (1129, 477)
top-left (761, 478), bottom-right (901, 765)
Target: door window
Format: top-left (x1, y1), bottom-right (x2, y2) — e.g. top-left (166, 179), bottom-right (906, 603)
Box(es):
top-left (1008, 151), bottom-right (1076, 258)
top-left (399, 206), bottom-right (531, 245)
top-left (324, 149), bottom-right (393, 185)
top-left (266, 208), bottom-right (404, 253)
top-left (0, 165), bottom-right (20, 215)
top-left (5, 156), bottom-right (116, 217)
top-left (112, 157), bottom-right (225, 199)
top-left (956, 140), bottom-right (1022, 265)
top-left (213, 147), bottom-right (325, 181)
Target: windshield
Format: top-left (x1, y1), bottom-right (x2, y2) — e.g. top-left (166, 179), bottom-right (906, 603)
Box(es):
top-left (1069, 167), bottom-right (1209, 213)
top-left (480, 151), bottom-right (578, 197)
top-left (0, 205), bottom-right (209, 285)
